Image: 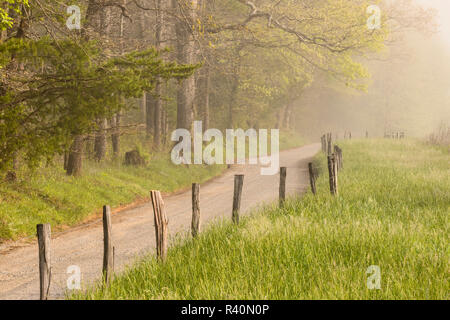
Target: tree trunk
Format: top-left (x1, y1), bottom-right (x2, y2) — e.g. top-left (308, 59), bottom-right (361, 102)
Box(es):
top-left (162, 108), bottom-right (168, 146)
top-left (111, 112), bottom-right (121, 157)
top-left (276, 107), bottom-right (284, 129)
top-left (94, 118), bottom-right (107, 162)
top-left (67, 0), bottom-right (100, 174)
top-left (283, 103), bottom-right (292, 130)
top-left (64, 151), bottom-right (69, 171)
top-left (173, 0), bottom-right (198, 131)
top-left (146, 92), bottom-right (155, 139)
top-left (228, 72), bottom-right (239, 128)
top-left (66, 135), bottom-right (84, 176)
top-left (153, 0), bottom-right (165, 149)
top-left (197, 65), bottom-right (210, 130)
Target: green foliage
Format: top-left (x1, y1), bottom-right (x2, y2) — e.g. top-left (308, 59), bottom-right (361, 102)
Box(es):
top-left (0, 0), bottom-right (28, 30)
top-left (72, 140), bottom-right (449, 300)
top-left (0, 37), bottom-right (197, 170)
top-left (204, 0), bottom-right (390, 129)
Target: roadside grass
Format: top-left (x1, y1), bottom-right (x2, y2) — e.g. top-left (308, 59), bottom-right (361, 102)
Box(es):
top-left (72, 139), bottom-right (449, 300)
top-left (0, 155), bottom-right (225, 241)
top-left (0, 132), bottom-right (303, 242)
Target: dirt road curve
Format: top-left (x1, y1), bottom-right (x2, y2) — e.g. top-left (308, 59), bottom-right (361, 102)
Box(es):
top-left (0, 144), bottom-right (320, 300)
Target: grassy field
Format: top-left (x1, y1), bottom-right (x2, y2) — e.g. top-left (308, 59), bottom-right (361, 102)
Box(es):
top-left (0, 132), bottom-right (303, 241)
top-left (73, 139), bottom-right (449, 300)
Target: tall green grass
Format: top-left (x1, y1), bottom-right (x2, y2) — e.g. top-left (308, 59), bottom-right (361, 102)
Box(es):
top-left (73, 139), bottom-right (449, 300)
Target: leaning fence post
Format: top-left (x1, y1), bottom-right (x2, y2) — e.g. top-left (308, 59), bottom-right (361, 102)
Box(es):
top-left (191, 183), bottom-right (201, 238)
top-left (232, 175), bottom-right (244, 224)
top-left (150, 191), bottom-right (168, 261)
top-left (37, 223), bottom-right (51, 300)
top-left (102, 205), bottom-right (113, 284)
top-left (279, 167), bottom-right (287, 206)
top-left (308, 163), bottom-right (316, 195)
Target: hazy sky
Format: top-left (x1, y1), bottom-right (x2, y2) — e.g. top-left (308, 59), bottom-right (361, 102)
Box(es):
top-left (416, 0), bottom-right (450, 48)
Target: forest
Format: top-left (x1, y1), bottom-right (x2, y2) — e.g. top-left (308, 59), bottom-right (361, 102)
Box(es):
top-left (0, 0), bottom-right (436, 179)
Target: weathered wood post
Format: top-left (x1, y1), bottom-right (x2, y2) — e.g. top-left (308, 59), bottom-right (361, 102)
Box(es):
top-left (150, 190), bottom-right (168, 261)
top-left (334, 145), bottom-right (343, 171)
top-left (322, 135), bottom-right (327, 153)
top-left (333, 154), bottom-right (339, 195)
top-left (102, 205), bottom-right (113, 284)
top-left (327, 154), bottom-right (338, 195)
top-left (191, 183), bottom-right (201, 238)
top-left (366, 131), bottom-right (369, 139)
top-left (232, 175), bottom-right (244, 224)
top-left (334, 145), bottom-right (339, 171)
top-left (37, 223), bottom-right (51, 300)
top-left (308, 162), bottom-right (316, 195)
top-left (279, 167), bottom-right (287, 206)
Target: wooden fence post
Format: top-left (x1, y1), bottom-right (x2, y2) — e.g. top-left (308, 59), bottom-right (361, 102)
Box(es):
top-left (334, 145), bottom-right (343, 171)
top-left (308, 162), bottom-right (317, 195)
top-left (232, 175), bottom-right (244, 224)
top-left (191, 183), bottom-right (201, 238)
top-left (327, 154), bottom-right (338, 195)
top-left (37, 223), bottom-right (51, 300)
top-left (334, 145), bottom-right (338, 170)
top-left (102, 205), bottom-right (113, 284)
top-left (327, 133), bottom-right (332, 155)
top-left (333, 154), bottom-right (339, 195)
top-left (366, 131), bottom-right (369, 139)
top-left (279, 167), bottom-right (287, 206)
top-left (150, 191), bottom-right (168, 261)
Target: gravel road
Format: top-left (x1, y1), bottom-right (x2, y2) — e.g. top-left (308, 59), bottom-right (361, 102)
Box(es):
top-left (0, 143), bottom-right (320, 300)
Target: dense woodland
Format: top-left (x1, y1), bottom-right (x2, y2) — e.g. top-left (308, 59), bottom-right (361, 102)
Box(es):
top-left (0, 0), bottom-right (435, 178)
